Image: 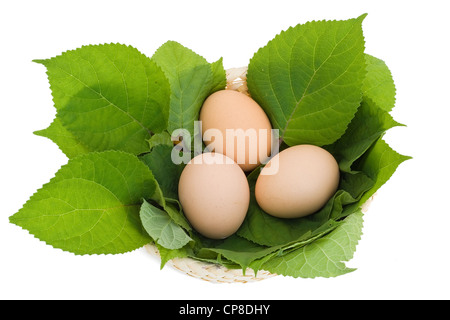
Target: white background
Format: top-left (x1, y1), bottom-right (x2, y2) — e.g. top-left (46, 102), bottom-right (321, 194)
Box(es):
top-left (1, 0), bottom-right (449, 300)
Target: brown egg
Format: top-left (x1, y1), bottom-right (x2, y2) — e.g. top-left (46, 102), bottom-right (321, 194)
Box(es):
top-left (199, 90), bottom-right (273, 172)
top-left (178, 152), bottom-right (250, 239)
top-left (255, 145), bottom-right (340, 218)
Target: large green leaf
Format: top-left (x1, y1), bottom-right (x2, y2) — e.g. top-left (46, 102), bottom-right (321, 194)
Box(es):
top-left (35, 43), bottom-right (170, 155)
top-left (247, 15), bottom-right (367, 146)
top-left (151, 41), bottom-right (226, 143)
top-left (9, 151), bottom-right (163, 255)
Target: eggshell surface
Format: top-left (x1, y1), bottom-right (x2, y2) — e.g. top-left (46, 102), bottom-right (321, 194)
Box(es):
top-left (255, 145), bottom-right (340, 218)
top-left (199, 90), bottom-right (273, 172)
top-left (178, 152), bottom-right (250, 239)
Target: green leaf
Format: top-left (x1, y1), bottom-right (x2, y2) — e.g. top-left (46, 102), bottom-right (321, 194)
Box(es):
top-left (339, 171), bottom-right (375, 203)
top-left (151, 41), bottom-right (226, 142)
top-left (363, 54), bottom-right (396, 111)
top-left (164, 199), bottom-right (192, 232)
top-left (9, 151), bottom-right (163, 255)
top-left (209, 57), bottom-right (227, 93)
top-left (155, 242), bottom-right (191, 269)
top-left (147, 131), bottom-right (173, 151)
top-left (35, 43), bottom-right (170, 155)
top-left (34, 117), bottom-right (90, 158)
top-left (140, 200), bottom-right (192, 250)
top-left (262, 211), bottom-right (364, 278)
top-left (140, 145), bottom-right (191, 230)
top-left (238, 169), bottom-right (344, 247)
top-left (325, 97), bottom-right (403, 172)
top-left (247, 14), bottom-right (367, 146)
top-left (355, 139), bottom-right (411, 204)
top-left (140, 144), bottom-right (185, 201)
top-left (197, 234), bottom-right (281, 271)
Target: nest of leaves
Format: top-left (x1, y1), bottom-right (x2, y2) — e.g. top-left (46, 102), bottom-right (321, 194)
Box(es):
top-left (10, 14), bottom-right (409, 281)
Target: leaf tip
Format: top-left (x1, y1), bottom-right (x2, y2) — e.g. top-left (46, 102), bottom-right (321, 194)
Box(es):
top-left (402, 154), bottom-right (413, 162)
top-left (8, 213), bottom-right (17, 225)
top-left (32, 59), bottom-right (48, 65)
top-left (358, 13), bottom-right (369, 22)
top-left (33, 128), bottom-right (45, 137)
